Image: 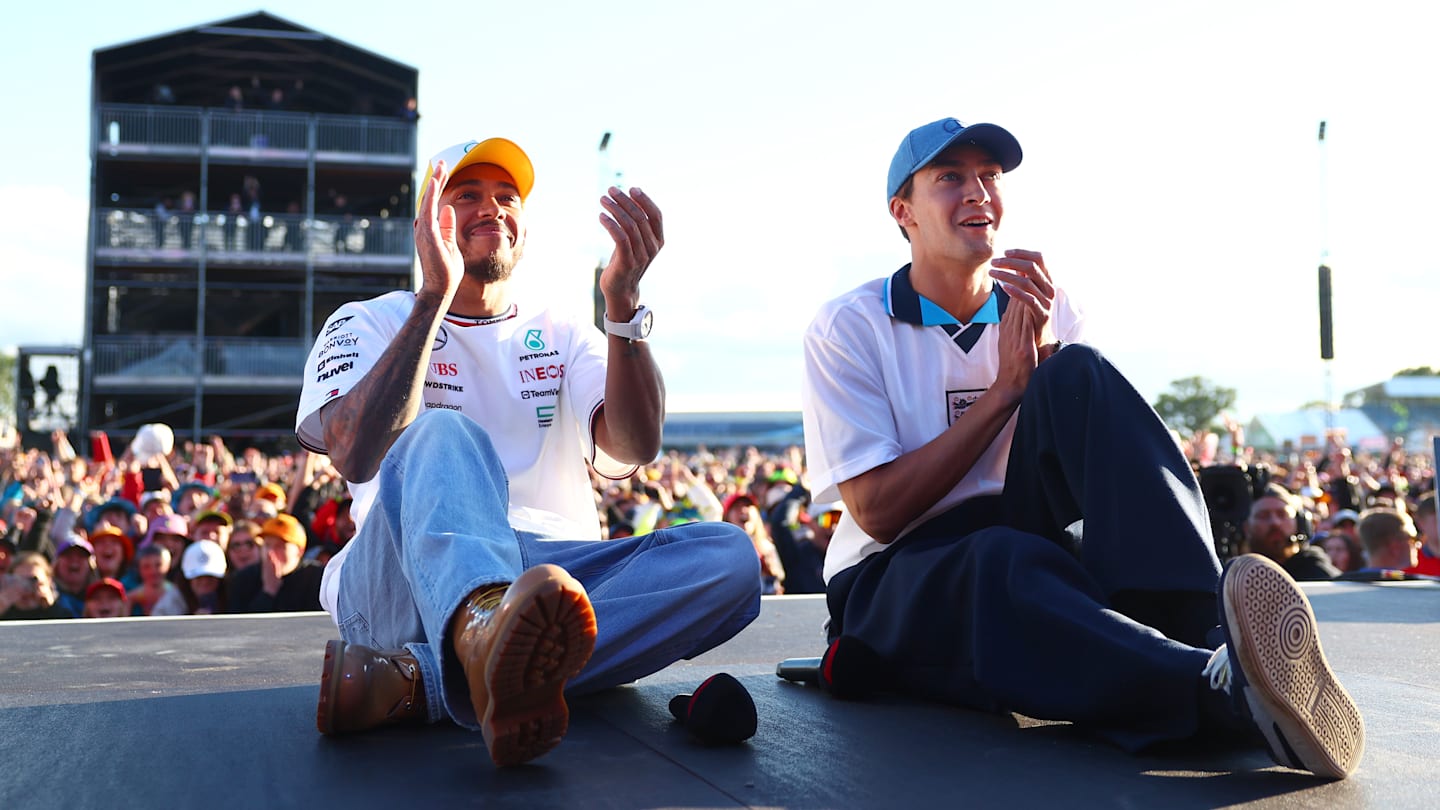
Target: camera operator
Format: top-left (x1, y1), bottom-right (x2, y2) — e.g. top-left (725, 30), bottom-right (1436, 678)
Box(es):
top-left (1241, 483), bottom-right (1339, 581)
top-left (1, 553), bottom-right (74, 620)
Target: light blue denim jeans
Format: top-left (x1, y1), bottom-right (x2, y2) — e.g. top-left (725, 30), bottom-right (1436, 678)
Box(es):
top-left (335, 410), bottom-right (762, 728)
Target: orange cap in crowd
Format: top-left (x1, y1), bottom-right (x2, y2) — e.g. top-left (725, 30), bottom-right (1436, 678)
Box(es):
top-left (259, 514), bottom-right (307, 550)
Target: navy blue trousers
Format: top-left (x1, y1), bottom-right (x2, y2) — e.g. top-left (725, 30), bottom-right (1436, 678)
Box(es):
top-left (826, 344), bottom-right (1223, 750)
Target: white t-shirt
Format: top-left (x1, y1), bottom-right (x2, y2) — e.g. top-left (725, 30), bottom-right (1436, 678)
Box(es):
top-left (802, 267), bottom-right (1086, 582)
top-left (296, 290), bottom-right (633, 619)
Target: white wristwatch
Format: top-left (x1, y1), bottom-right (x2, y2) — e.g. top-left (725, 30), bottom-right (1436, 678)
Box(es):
top-left (603, 305), bottom-right (653, 342)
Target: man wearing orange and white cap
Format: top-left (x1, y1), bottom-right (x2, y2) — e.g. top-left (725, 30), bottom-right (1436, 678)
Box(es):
top-left (227, 513), bottom-right (323, 613)
top-left (296, 138), bottom-right (759, 767)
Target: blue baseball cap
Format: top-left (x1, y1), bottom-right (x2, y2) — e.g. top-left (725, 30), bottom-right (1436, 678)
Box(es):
top-left (171, 482), bottom-right (214, 510)
top-left (84, 497), bottom-right (137, 532)
top-left (886, 118), bottom-right (1023, 201)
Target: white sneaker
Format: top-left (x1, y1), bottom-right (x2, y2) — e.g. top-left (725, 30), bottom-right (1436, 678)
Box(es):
top-left (1206, 553), bottom-right (1364, 778)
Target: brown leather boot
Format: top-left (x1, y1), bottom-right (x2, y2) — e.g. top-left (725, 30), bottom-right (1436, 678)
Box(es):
top-left (316, 639), bottom-right (428, 734)
top-left (451, 564), bottom-right (597, 767)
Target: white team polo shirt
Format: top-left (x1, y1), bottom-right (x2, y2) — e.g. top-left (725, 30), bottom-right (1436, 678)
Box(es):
top-left (296, 290), bottom-right (633, 619)
top-left (802, 265), bottom-right (1086, 582)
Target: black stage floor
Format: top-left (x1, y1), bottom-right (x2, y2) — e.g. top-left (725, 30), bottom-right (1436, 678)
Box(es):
top-left (2, 582), bottom-right (1437, 809)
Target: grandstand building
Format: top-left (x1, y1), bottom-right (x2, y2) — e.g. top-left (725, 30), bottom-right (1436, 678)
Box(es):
top-left (80, 11), bottom-right (417, 445)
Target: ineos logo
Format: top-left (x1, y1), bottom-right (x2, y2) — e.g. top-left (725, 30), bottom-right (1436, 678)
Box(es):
top-left (519, 364), bottom-right (565, 383)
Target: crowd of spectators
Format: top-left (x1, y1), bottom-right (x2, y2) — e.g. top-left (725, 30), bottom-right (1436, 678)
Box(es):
top-left (0, 424), bottom-right (842, 622)
top-left (3, 419), bottom-right (1435, 622)
top-left (1, 426), bottom-right (351, 620)
top-left (1178, 422), bottom-right (1439, 582)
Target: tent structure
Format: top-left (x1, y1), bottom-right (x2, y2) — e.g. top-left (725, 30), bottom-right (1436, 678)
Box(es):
top-left (1246, 408), bottom-right (1388, 452)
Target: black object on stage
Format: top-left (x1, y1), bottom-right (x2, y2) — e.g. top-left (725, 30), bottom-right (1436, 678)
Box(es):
top-left (776, 635), bottom-right (887, 700)
top-left (668, 672), bottom-right (757, 744)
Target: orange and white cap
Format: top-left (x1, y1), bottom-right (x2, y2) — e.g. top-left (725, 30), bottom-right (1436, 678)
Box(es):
top-left (415, 138), bottom-right (534, 209)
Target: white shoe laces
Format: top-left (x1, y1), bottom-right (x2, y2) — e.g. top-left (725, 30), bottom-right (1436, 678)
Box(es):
top-left (1203, 644), bottom-right (1232, 694)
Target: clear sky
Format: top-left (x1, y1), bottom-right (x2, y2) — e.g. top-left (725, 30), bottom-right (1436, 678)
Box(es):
top-left (1, 0), bottom-right (1433, 419)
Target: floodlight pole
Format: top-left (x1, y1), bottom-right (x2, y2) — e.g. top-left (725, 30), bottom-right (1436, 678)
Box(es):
top-left (594, 132), bottom-right (612, 332)
top-left (1318, 120), bottom-right (1335, 437)
top-left (594, 132), bottom-right (624, 332)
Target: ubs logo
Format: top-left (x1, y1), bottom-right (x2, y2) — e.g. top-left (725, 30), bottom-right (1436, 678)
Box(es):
top-left (524, 330), bottom-right (545, 351)
top-left (433, 325), bottom-right (450, 352)
top-left (432, 362), bottom-right (460, 377)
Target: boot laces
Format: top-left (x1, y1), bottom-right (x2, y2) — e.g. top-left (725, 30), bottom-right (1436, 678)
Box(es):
top-left (1202, 644), bottom-right (1232, 694)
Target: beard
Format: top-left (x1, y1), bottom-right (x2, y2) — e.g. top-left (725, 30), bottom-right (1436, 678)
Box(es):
top-left (1248, 525), bottom-right (1292, 556)
top-left (465, 243), bottom-right (523, 284)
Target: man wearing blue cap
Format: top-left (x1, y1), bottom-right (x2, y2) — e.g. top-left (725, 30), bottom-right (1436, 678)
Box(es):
top-left (297, 138), bottom-right (760, 767)
top-left (799, 118), bottom-right (1364, 778)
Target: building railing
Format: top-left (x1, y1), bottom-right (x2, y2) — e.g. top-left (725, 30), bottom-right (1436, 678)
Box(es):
top-left (99, 105), bottom-right (203, 149)
top-left (316, 115), bottom-right (415, 155)
top-left (209, 110), bottom-right (311, 151)
top-left (95, 207), bottom-right (414, 258)
top-left (98, 103), bottom-right (415, 160)
top-left (91, 336), bottom-right (309, 380)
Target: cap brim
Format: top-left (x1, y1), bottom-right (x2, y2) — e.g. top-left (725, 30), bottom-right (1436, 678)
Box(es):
top-left (195, 511), bottom-right (233, 527)
top-left (418, 138), bottom-right (535, 209)
top-left (262, 532), bottom-right (307, 548)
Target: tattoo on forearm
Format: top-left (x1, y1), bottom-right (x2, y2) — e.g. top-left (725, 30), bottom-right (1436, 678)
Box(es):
top-left (328, 309), bottom-right (440, 480)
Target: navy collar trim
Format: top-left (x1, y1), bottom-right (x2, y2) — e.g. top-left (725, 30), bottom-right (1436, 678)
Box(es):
top-left (884, 264), bottom-right (1008, 353)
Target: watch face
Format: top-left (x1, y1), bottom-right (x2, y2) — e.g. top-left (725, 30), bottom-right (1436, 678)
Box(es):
top-left (639, 309), bottom-right (654, 337)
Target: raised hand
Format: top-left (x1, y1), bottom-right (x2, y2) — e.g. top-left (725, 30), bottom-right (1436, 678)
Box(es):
top-left (995, 295), bottom-right (1039, 396)
top-left (413, 160), bottom-right (465, 302)
top-left (989, 249), bottom-right (1056, 346)
top-left (597, 187), bottom-right (664, 314)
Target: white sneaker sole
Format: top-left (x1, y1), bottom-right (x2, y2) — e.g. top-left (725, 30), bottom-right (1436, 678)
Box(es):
top-left (1221, 554), bottom-right (1364, 778)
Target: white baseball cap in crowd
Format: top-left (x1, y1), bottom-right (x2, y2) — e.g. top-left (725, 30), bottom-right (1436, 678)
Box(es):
top-left (182, 539), bottom-right (227, 580)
